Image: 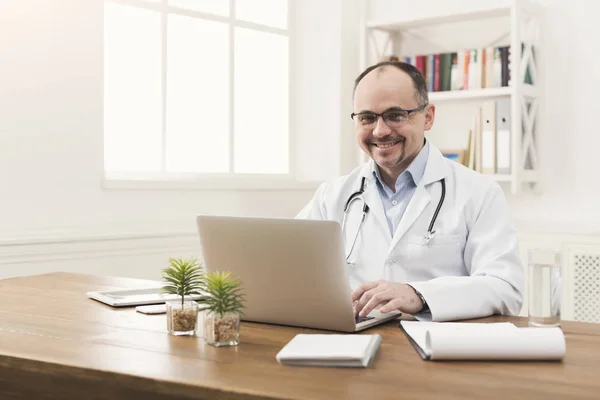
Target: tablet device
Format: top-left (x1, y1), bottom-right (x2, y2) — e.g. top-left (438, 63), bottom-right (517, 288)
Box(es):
top-left (86, 287), bottom-right (202, 307)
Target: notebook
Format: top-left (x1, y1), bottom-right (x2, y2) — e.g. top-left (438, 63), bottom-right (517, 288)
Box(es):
top-left (400, 321), bottom-right (566, 361)
top-left (275, 334), bottom-right (382, 367)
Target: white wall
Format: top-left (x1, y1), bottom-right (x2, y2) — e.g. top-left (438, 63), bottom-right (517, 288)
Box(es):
top-left (509, 0), bottom-right (600, 236)
top-left (293, 0), bottom-right (365, 178)
top-left (0, 0), bottom-right (363, 280)
top-left (367, 0), bottom-right (600, 237)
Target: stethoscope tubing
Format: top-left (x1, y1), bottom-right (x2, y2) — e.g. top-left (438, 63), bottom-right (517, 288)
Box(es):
top-left (342, 176), bottom-right (446, 262)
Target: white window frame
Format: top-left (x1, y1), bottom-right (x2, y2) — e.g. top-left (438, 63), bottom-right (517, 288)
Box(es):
top-left (102, 0), bottom-right (315, 190)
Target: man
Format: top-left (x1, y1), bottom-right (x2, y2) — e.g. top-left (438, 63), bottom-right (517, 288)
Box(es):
top-left (296, 61), bottom-right (524, 322)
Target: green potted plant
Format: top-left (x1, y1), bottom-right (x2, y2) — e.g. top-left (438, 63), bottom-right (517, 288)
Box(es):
top-left (201, 271), bottom-right (245, 347)
top-left (161, 257), bottom-right (205, 336)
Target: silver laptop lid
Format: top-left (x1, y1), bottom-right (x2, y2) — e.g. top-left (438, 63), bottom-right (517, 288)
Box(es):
top-left (196, 215), bottom-right (358, 332)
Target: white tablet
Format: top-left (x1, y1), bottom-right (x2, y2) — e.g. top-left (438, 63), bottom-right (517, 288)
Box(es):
top-left (86, 287), bottom-right (202, 307)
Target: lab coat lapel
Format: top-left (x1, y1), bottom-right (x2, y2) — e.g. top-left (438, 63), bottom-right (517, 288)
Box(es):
top-left (359, 163), bottom-right (392, 241)
top-left (388, 144), bottom-right (448, 252)
top-left (388, 183), bottom-right (430, 251)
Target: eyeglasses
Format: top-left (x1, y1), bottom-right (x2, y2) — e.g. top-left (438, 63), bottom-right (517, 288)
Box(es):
top-left (350, 104), bottom-right (428, 128)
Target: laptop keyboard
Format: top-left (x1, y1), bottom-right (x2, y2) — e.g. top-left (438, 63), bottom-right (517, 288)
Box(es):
top-left (355, 315), bottom-right (375, 324)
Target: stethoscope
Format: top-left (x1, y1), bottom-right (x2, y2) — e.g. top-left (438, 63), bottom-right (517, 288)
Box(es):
top-left (341, 176), bottom-right (446, 263)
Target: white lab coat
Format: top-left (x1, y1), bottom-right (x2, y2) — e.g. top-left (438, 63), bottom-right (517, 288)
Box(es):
top-left (296, 143), bottom-right (524, 322)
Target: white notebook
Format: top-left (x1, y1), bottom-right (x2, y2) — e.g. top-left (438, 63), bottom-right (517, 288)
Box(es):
top-left (400, 321), bottom-right (566, 361)
top-left (276, 334), bottom-right (382, 368)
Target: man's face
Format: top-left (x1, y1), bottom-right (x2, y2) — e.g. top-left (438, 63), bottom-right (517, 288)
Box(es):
top-left (353, 67), bottom-right (435, 178)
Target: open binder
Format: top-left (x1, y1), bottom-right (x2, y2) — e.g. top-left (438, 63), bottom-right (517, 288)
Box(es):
top-left (400, 321), bottom-right (565, 361)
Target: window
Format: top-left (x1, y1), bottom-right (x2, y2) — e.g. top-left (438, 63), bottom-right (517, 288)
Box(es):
top-left (103, 0), bottom-right (291, 187)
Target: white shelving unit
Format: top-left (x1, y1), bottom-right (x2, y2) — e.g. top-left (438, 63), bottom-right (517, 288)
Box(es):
top-left (359, 0), bottom-right (543, 194)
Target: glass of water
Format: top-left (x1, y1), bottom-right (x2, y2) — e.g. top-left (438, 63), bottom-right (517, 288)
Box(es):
top-left (528, 248), bottom-right (562, 327)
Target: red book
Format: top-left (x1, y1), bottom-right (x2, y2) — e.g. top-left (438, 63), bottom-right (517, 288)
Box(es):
top-left (416, 55), bottom-right (425, 77)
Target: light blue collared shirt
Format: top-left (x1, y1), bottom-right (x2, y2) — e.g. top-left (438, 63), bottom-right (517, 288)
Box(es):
top-left (372, 140), bottom-right (429, 235)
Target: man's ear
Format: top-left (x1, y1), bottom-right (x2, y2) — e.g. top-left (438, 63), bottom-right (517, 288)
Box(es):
top-left (423, 104), bottom-right (435, 131)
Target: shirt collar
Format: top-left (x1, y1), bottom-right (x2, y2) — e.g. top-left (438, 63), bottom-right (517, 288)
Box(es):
top-left (371, 139), bottom-right (430, 189)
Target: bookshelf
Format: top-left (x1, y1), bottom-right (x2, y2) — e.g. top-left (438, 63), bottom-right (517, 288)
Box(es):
top-left (358, 0), bottom-right (543, 194)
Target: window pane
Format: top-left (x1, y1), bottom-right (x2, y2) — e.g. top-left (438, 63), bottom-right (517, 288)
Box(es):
top-left (168, 0), bottom-right (229, 17)
top-left (104, 3), bottom-right (162, 172)
top-left (166, 15), bottom-right (229, 173)
top-left (234, 28), bottom-right (288, 174)
top-left (236, 0), bottom-right (287, 29)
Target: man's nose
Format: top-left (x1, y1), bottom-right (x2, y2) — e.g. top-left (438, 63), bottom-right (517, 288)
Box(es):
top-left (372, 116), bottom-right (392, 138)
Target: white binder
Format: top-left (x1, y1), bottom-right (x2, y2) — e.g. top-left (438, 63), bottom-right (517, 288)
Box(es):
top-left (480, 100), bottom-right (497, 174)
top-left (495, 98), bottom-right (511, 175)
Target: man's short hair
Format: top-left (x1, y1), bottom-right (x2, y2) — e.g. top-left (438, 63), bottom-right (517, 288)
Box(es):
top-left (353, 61), bottom-right (429, 106)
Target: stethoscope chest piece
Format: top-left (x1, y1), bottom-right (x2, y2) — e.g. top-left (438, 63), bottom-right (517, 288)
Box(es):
top-left (422, 230), bottom-right (436, 245)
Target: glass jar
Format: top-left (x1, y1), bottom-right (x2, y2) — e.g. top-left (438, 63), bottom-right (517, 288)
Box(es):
top-left (203, 311), bottom-right (240, 346)
top-left (166, 300), bottom-right (199, 336)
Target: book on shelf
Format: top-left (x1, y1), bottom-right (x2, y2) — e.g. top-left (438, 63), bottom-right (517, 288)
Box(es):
top-left (383, 43), bottom-right (534, 92)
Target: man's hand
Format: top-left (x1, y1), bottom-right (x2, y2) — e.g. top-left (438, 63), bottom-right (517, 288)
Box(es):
top-left (351, 280), bottom-right (423, 317)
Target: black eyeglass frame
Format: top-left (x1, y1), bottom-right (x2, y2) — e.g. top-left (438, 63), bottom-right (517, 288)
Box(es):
top-left (350, 103), bottom-right (428, 122)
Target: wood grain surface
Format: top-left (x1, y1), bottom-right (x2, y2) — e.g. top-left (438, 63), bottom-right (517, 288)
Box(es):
top-left (1, 272), bottom-right (599, 400)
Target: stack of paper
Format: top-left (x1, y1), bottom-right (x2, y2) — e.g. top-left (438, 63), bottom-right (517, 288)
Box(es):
top-left (275, 334), bottom-right (382, 367)
top-left (400, 321), bottom-right (565, 361)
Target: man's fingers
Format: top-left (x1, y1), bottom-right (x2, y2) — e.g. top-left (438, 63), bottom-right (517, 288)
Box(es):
top-left (379, 298), bottom-right (404, 314)
top-left (358, 290), bottom-right (394, 317)
top-left (351, 281), bottom-right (379, 302)
top-left (354, 285), bottom-right (383, 316)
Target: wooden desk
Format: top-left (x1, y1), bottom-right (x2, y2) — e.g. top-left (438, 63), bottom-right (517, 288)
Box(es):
top-left (0, 273), bottom-right (599, 400)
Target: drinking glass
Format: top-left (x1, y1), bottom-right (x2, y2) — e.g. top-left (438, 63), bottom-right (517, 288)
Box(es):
top-left (528, 248), bottom-right (562, 327)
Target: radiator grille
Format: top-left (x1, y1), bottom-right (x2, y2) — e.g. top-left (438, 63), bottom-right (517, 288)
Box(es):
top-left (573, 254), bottom-right (600, 323)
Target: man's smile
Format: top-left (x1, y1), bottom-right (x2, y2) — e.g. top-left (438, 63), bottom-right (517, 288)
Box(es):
top-left (371, 138), bottom-right (404, 149)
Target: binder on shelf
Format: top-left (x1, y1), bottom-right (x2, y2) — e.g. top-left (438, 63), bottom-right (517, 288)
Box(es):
top-left (480, 101), bottom-right (497, 174)
top-left (495, 98), bottom-right (511, 175)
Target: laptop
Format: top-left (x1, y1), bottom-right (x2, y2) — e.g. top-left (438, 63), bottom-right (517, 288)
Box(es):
top-left (195, 215), bottom-right (401, 332)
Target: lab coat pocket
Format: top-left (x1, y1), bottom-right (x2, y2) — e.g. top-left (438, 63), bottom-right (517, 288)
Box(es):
top-left (406, 234), bottom-right (462, 246)
top-left (404, 234), bottom-right (465, 277)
